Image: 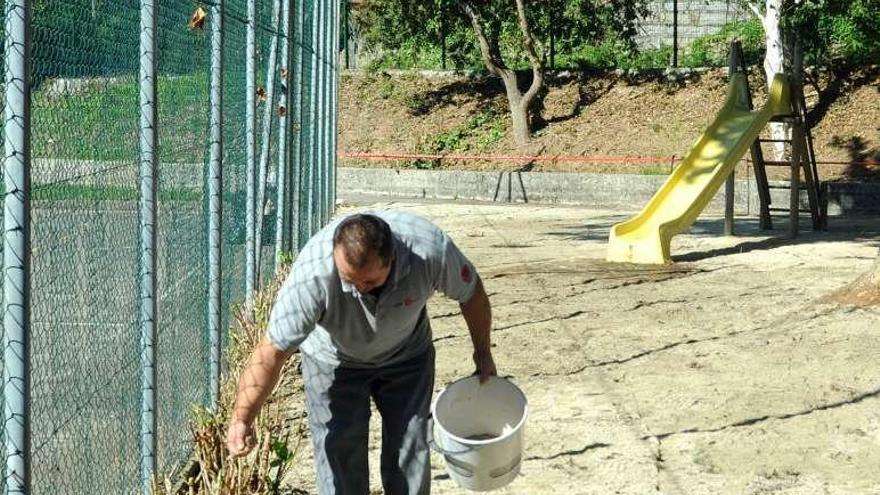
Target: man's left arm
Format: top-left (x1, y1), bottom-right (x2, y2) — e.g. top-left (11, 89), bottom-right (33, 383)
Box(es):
top-left (459, 276), bottom-right (497, 383)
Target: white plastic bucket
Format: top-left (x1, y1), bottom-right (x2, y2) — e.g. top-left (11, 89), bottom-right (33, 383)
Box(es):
top-left (430, 376), bottom-right (528, 492)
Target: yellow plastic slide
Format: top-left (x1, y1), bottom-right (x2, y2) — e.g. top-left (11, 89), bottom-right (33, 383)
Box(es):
top-left (606, 73), bottom-right (791, 264)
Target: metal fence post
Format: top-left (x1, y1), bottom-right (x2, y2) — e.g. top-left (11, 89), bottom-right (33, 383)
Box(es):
top-left (313, 0), bottom-right (323, 229)
top-left (291, 0), bottom-right (305, 251)
top-left (138, 0), bottom-right (159, 491)
top-left (322, 0), bottom-right (331, 223)
top-left (549, 6), bottom-right (555, 70)
top-left (275, 0), bottom-right (293, 269)
top-left (439, 0), bottom-right (446, 70)
top-left (318, 0), bottom-right (328, 225)
top-left (327, 0), bottom-right (334, 222)
top-left (256, 0), bottom-right (283, 275)
top-left (672, 0), bottom-right (679, 68)
top-left (325, 0), bottom-right (333, 222)
top-left (331, 0), bottom-right (339, 211)
top-left (245, 0), bottom-right (257, 306)
top-left (307, 0), bottom-right (319, 237)
top-left (342, 0), bottom-right (350, 69)
top-left (3, 0), bottom-right (32, 492)
top-left (208, 0), bottom-right (224, 408)
top-left (325, 0), bottom-right (333, 224)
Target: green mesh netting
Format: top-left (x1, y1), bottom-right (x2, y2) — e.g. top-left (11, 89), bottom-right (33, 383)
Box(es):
top-left (155, 0), bottom-right (211, 476)
top-left (5, 0), bottom-right (337, 491)
top-left (30, 1), bottom-right (142, 492)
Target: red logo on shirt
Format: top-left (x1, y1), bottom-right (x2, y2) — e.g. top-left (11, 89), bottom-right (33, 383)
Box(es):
top-left (403, 296), bottom-right (415, 306)
top-left (461, 264), bottom-right (472, 283)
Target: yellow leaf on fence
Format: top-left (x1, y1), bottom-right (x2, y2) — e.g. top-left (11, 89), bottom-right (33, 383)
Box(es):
top-left (188, 6), bottom-right (207, 31)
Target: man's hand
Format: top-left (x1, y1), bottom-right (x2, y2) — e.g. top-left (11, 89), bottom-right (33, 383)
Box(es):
top-left (473, 350), bottom-right (497, 383)
top-left (225, 337), bottom-right (292, 458)
top-left (461, 278), bottom-right (495, 384)
top-left (226, 418), bottom-right (256, 457)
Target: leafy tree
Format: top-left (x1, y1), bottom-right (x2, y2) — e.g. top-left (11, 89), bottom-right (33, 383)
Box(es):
top-left (357, 0), bottom-right (648, 148)
top-left (741, 0), bottom-right (880, 78)
top-left (744, 0), bottom-right (880, 288)
top-left (782, 0), bottom-right (880, 65)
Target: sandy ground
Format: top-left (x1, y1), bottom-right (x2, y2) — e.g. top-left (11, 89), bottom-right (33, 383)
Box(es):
top-left (281, 197), bottom-right (880, 495)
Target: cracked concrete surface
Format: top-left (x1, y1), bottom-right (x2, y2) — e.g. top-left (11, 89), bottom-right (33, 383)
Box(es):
top-left (282, 199), bottom-right (880, 495)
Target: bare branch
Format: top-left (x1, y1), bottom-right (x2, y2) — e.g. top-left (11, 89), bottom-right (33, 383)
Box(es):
top-left (462, 2), bottom-right (505, 77)
top-left (747, 2), bottom-right (763, 21)
top-left (514, 0), bottom-right (541, 68)
top-left (514, 0), bottom-right (544, 108)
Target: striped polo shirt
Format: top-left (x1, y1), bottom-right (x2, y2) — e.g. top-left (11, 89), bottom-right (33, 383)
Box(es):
top-left (267, 210), bottom-right (479, 368)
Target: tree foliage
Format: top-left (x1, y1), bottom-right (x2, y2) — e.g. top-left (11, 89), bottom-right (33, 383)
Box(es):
top-left (739, 0), bottom-right (880, 66)
top-left (361, 0), bottom-right (880, 69)
top-left (356, 0), bottom-right (650, 145)
top-left (782, 0), bottom-right (880, 64)
top-left (356, 0), bottom-right (649, 70)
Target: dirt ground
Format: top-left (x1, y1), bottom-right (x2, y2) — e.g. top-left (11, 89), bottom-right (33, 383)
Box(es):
top-left (339, 67), bottom-right (880, 181)
top-left (281, 198), bottom-right (880, 495)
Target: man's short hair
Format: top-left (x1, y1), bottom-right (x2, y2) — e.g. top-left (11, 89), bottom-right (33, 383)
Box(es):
top-left (333, 214), bottom-right (394, 269)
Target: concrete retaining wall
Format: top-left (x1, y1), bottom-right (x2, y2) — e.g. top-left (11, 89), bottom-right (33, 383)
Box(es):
top-left (30, 159), bottom-right (880, 216)
top-left (338, 167), bottom-right (880, 216)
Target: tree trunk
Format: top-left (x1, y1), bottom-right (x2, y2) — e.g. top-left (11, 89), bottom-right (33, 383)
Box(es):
top-left (462, 0), bottom-right (544, 150)
top-left (506, 93), bottom-right (531, 148)
top-left (512, 0), bottom-right (544, 149)
top-left (759, 0), bottom-right (788, 160)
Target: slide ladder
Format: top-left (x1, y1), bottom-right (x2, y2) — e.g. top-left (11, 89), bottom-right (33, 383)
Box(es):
top-left (732, 39), bottom-right (824, 233)
top-left (750, 79), bottom-right (825, 232)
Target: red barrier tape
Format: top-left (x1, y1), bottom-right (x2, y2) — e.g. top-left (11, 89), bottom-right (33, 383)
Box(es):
top-left (338, 151), bottom-right (676, 164)
top-left (742, 158), bottom-right (880, 167)
top-left (338, 151), bottom-right (880, 168)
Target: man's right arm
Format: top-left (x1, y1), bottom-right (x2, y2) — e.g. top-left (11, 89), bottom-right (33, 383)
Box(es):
top-left (226, 248), bottom-right (325, 456)
top-left (226, 338), bottom-right (293, 456)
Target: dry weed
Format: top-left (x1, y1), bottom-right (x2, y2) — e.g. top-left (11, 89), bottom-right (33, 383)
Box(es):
top-left (154, 265), bottom-right (306, 494)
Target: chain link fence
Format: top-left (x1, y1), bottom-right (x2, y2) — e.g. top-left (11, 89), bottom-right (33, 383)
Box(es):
top-left (2, 0), bottom-right (338, 492)
top-left (636, 0), bottom-right (754, 67)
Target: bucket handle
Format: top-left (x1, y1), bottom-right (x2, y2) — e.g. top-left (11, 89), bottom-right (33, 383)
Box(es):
top-left (426, 415), bottom-right (481, 457)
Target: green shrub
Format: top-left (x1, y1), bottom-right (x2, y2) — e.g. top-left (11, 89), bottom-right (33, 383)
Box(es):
top-left (790, 0), bottom-right (880, 65)
top-left (378, 76), bottom-right (396, 99)
top-left (681, 18), bottom-right (764, 68)
top-left (405, 105), bottom-right (507, 169)
top-left (822, 13), bottom-right (880, 63)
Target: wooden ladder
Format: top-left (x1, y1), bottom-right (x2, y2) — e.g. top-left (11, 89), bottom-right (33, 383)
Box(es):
top-left (731, 43), bottom-right (824, 234)
top-left (751, 81), bottom-right (825, 234)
